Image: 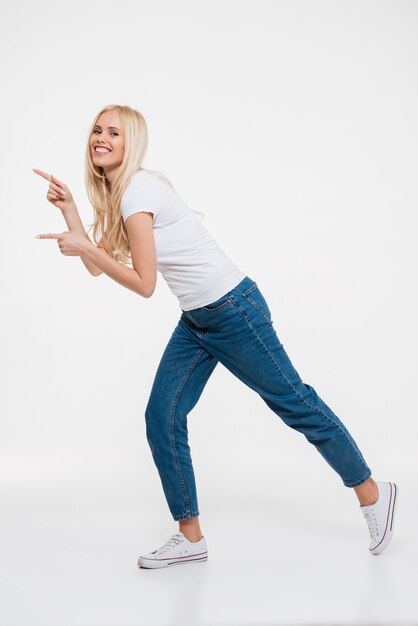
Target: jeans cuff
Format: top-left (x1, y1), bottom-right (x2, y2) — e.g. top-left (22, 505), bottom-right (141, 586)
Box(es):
top-left (173, 510), bottom-right (200, 521)
top-left (343, 468), bottom-right (372, 488)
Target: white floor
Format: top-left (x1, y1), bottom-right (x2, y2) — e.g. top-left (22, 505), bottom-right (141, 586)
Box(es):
top-left (1, 477), bottom-right (416, 626)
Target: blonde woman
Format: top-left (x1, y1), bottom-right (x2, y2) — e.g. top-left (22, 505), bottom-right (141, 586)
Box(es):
top-left (34, 104), bottom-right (398, 569)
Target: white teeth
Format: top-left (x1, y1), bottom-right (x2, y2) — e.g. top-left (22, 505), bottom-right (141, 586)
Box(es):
top-left (95, 147), bottom-right (110, 153)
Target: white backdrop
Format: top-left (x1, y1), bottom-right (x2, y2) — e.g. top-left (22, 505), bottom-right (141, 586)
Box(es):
top-left (1, 1), bottom-right (417, 625)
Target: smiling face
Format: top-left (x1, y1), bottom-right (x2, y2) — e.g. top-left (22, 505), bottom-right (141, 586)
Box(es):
top-left (89, 109), bottom-right (125, 181)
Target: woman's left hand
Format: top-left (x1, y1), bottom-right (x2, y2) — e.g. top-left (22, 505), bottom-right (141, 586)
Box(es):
top-left (34, 230), bottom-right (92, 257)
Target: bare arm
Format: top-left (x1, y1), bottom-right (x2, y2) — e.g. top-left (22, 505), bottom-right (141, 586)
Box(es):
top-left (32, 169), bottom-right (155, 294)
top-left (82, 211), bottom-right (157, 298)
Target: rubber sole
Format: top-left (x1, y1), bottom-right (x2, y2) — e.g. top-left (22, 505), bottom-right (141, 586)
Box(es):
top-left (370, 482), bottom-right (399, 555)
top-left (138, 554), bottom-right (208, 569)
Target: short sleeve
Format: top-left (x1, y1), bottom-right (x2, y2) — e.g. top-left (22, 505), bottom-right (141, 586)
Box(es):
top-left (120, 171), bottom-right (165, 222)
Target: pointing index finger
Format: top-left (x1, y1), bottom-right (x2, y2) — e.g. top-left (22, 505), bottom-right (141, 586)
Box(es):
top-left (32, 168), bottom-right (52, 182)
top-left (35, 233), bottom-right (62, 239)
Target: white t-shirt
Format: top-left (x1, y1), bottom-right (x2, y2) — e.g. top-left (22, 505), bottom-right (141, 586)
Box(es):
top-left (120, 169), bottom-right (246, 311)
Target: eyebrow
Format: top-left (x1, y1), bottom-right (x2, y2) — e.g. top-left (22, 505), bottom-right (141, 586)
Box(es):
top-left (94, 125), bottom-right (121, 131)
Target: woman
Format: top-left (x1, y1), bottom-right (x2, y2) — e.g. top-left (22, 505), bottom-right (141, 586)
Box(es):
top-left (34, 104), bottom-right (398, 569)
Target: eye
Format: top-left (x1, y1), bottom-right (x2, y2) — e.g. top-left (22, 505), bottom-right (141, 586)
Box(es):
top-left (92, 129), bottom-right (118, 136)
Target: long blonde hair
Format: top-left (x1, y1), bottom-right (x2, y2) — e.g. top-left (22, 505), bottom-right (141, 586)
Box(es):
top-left (85, 104), bottom-right (204, 266)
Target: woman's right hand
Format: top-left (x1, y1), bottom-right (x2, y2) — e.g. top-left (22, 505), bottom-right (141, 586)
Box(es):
top-left (33, 168), bottom-right (76, 214)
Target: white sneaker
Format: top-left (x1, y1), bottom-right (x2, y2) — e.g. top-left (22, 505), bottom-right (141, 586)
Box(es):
top-left (360, 481), bottom-right (399, 555)
top-left (138, 530), bottom-right (208, 569)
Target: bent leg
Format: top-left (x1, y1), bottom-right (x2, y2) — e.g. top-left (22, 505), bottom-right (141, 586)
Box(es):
top-left (145, 316), bottom-right (218, 521)
top-left (196, 284), bottom-right (372, 488)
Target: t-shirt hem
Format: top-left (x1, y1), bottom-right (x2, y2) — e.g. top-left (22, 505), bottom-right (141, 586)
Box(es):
top-left (178, 270), bottom-right (247, 311)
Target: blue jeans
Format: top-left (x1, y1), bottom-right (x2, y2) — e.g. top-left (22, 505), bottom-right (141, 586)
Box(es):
top-left (145, 276), bottom-right (372, 521)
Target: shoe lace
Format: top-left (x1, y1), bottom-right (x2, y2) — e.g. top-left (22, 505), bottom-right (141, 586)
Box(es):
top-left (363, 509), bottom-right (379, 539)
top-left (157, 532), bottom-right (184, 554)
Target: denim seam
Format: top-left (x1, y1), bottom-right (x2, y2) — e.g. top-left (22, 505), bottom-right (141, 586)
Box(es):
top-left (241, 282), bottom-right (258, 297)
top-left (229, 298), bottom-right (371, 482)
top-left (202, 298), bottom-right (231, 312)
top-left (169, 347), bottom-right (207, 516)
top-left (243, 293), bottom-right (273, 324)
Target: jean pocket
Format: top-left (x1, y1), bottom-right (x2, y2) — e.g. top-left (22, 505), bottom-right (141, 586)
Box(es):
top-left (242, 284), bottom-right (273, 324)
top-left (202, 293), bottom-right (231, 311)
